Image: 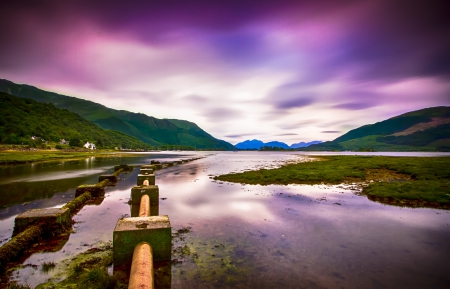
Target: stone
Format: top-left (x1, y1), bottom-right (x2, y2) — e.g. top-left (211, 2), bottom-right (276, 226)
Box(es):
top-left (131, 185), bottom-right (159, 205)
top-left (113, 215), bottom-right (171, 266)
top-left (137, 174), bottom-right (155, 186)
top-left (13, 208), bottom-right (71, 236)
top-left (153, 164), bottom-right (163, 170)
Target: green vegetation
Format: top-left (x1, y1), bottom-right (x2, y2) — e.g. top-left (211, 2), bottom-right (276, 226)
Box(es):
top-left (0, 92), bottom-right (149, 149)
top-left (41, 261), bottom-right (56, 273)
top-left (35, 242), bottom-right (127, 289)
top-left (303, 106), bottom-right (450, 151)
top-left (0, 150), bottom-right (146, 165)
top-left (214, 156), bottom-right (450, 209)
top-left (0, 79), bottom-right (235, 150)
top-left (7, 283), bottom-right (31, 289)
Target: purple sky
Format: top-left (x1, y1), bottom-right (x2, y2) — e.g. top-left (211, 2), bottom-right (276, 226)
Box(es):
top-left (1, 0), bottom-right (449, 145)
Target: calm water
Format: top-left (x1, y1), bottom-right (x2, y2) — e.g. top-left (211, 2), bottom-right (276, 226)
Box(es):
top-left (1, 151), bottom-right (449, 288)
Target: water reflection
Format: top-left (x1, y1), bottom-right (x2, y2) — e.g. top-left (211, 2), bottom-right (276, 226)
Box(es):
top-left (0, 151), bottom-right (449, 288)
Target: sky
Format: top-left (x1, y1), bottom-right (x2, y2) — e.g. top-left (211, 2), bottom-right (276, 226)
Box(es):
top-left (1, 0), bottom-right (449, 145)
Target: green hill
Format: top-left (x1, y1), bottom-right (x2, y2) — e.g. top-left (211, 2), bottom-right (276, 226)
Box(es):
top-left (0, 91), bottom-right (148, 149)
top-left (0, 79), bottom-right (235, 150)
top-left (304, 106), bottom-right (450, 151)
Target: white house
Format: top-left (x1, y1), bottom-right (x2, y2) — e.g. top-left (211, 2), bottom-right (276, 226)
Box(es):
top-left (84, 142), bottom-right (96, 150)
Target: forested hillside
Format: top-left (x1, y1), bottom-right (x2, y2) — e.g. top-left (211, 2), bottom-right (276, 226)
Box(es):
top-left (304, 106), bottom-right (450, 151)
top-left (0, 92), bottom-right (148, 149)
top-left (0, 79), bottom-right (235, 150)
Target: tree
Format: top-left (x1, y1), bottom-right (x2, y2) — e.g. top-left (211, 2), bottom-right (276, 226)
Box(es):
top-left (69, 137), bottom-right (81, 147)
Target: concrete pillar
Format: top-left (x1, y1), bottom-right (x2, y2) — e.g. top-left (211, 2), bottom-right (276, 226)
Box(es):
top-left (131, 185), bottom-right (159, 205)
top-left (113, 215), bottom-right (171, 266)
top-left (141, 165), bottom-right (155, 169)
top-left (140, 168), bottom-right (154, 175)
top-left (137, 174), bottom-right (155, 186)
top-left (75, 184), bottom-right (105, 198)
top-left (13, 208), bottom-right (71, 237)
top-left (153, 164), bottom-right (163, 170)
top-left (98, 174), bottom-right (118, 185)
top-left (139, 195), bottom-right (150, 217)
top-left (128, 242), bottom-right (154, 289)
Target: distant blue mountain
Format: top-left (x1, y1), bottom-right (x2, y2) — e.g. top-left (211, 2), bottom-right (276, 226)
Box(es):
top-left (234, 139), bottom-right (265, 149)
top-left (290, 141), bottom-right (323, 148)
top-left (235, 139), bottom-right (320, 149)
top-left (265, 141), bottom-right (290, 149)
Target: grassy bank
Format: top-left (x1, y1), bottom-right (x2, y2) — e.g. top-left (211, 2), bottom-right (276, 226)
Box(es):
top-left (214, 156), bottom-right (450, 209)
top-left (0, 150), bottom-right (148, 166)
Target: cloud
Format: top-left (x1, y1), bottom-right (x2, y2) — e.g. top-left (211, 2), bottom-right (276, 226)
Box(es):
top-left (332, 102), bottom-right (378, 110)
top-left (200, 107), bottom-right (242, 121)
top-left (224, 133), bottom-right (261, 138)
top-left (275, 133), bottom-right (298, 136)
top-left (1, 0), bottom-right (450, 145)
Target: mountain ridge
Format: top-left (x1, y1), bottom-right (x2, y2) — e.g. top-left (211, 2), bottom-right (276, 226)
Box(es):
top-left (235, 139), bottom-right (322, 149)
top-left (0, 91), bottom-right (148, 148)
top-left (304, 106), bottom-right (450, 151)
top-left (0, 79), bottom-right (234, 150)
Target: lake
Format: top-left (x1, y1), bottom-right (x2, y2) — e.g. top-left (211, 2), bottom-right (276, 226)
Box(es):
top-left (1, 151), bottom-right (449, 288)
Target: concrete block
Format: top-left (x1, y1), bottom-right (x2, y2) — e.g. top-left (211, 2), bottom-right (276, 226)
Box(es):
top-left (98, 174), bottom-right (118, 184)
top-left (114, 164), bottom-right (133, 172)
top-left (137, 174), bottom-right (155, 186)
top-left (141, 165), bottom-right (155, 169)
top-left (153, 164), bottom-right (163, 170)
top-left (75, 184), bottom-right (105, 198)
top-left (140, 168), bottom-right (154, 175)
top-left (131, 185), bottom-right (159, 205)
top-left (13, 208), bottom-right (71, 237)
top-left (113, 215), bottom-right (171, 266)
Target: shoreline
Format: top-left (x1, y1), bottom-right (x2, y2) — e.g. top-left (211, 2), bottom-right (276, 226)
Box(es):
top-left (214, 155), bottom-right (450, 210)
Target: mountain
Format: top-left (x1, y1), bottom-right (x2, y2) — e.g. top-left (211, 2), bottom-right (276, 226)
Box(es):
top-left (0, 79), bottom-right (235, 150)
top-left (265, 141), bottom-right (290, 149)
top-left (304, 106), bottom-right (450, 151)
top-left (0, 91), bottom-right (148, 148)
top-left (290, 141), bottom-right (323, 148)
top-left (235, 139), bottom-right (265, 149)
top-left (235, 139), bottom-right (290, 149)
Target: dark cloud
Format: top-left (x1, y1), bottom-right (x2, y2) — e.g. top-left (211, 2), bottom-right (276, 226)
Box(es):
top-left (268, 81), bottom-right (317, 110)
top-left (321, 131), bottom-right (340, 133)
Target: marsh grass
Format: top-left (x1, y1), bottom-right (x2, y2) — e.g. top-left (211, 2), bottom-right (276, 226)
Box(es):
top-left (41, 261), bottom-right (56, 273)
top-left (7, 283), bottom-right (31, 289)
top-left (214, 156), bottom-right (450, 208)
